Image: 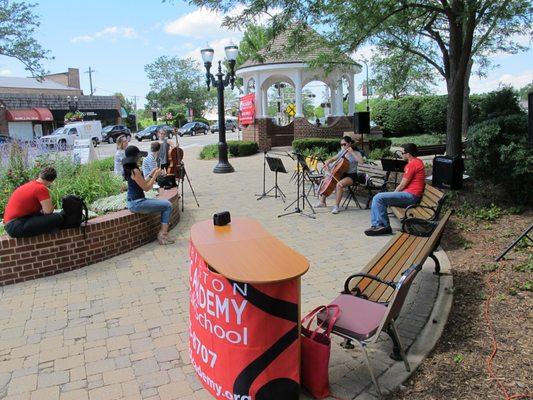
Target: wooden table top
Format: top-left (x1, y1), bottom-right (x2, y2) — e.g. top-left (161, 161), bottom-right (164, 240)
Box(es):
top-left (190, 217), bottom-right (309, 283)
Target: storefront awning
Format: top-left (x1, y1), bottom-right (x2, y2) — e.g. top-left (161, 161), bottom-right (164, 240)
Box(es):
top-left (6, 108), bottom-right (54, 122)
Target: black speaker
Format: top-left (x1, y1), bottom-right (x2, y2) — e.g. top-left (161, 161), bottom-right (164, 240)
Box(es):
top-left (354, 112), bottom-right (370, 134)
top-left (432, 155), bottom-right (464, 190)
top-left (213, 211), bottom-right (231, 226)
top-left (527, 92), bottom-right (533, 146)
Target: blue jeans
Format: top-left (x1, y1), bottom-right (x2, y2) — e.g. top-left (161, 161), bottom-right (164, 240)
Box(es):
top-left (370, 191), bottom-right (419, 228)
top-left (127, 198), bottom-right (172, 225)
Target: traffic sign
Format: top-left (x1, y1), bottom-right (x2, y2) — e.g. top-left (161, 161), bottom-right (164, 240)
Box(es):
top-left (286, 103), bottom-right (296, 117)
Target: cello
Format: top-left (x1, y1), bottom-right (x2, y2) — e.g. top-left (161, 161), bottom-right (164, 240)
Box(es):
top-left (318, 153), bottom-right (349, 197)
top-left (166, 137), bottom-right (183, 178)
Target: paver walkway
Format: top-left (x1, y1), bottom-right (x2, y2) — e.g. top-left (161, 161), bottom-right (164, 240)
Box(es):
top-left (0, 147), bottom-right (448, 400)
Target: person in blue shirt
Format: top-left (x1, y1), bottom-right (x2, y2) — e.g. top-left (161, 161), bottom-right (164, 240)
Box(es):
top-left (142, 141), bottom-right (160, 178)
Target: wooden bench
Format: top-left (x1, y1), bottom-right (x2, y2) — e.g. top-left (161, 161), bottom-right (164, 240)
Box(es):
top-left (345, 209), bottom-right (452, 304)
top-left (390, 184), bottom-right (447, 222)
top-left (416, 144), bottom-right (446, 156)
top-left (351, 163), bottom-right (402, 208)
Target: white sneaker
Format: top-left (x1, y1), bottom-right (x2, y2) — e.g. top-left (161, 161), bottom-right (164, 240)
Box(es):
top-left (331, 206), bottom-right (340, 214)
top-left (314, 202), bottom-right (326, 208)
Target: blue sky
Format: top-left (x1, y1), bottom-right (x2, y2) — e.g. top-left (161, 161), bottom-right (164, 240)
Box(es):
top-left (0, 0), bottom-right (531, 109)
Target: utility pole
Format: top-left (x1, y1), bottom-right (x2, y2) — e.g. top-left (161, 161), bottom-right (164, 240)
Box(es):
top-left (131, 95), bottom-right (139, 132)
top-left (85, 67), bottom-right (95, 96)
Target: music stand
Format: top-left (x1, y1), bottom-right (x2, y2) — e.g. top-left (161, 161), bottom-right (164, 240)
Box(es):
top-left (381, 158), bottom-right (407, 188)
top-left (278, 153), bottom-right (315, 219)
top-left (177, 162), bottom-right (200, 212)
top-left (256, 156), bottom-right (287, 201)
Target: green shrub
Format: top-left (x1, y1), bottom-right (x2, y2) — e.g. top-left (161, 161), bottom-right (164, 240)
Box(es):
top-left (389, 134), bottom-right (445, 147)
top-left (368, 137), bottom-right (392, 150)
top-left (418, 95), bottom-right (448, 134)
top-left (194, 117), bottom-right (210, 125)
top-left (301, 147), bottom-right (336, 160)
top-left (92, 157), bottom-right (114, 172)
top-left (199, 141), bottom-right (258, 160)
top-left (293, 138), bottom-right (340, 154)
top-left (385, 96), bottom-right (423, 135)
top-left (371, 100), bottom-right (392, 130)
top-left (368, 148), bottom-right (393, 160)
top-left (199, 144), bottom-right (218, 159)
top-left (466, 113), bottom-right (532, 204)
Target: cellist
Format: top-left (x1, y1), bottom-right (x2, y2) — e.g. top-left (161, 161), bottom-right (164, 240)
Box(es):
top-left (315, 136), bottom-right (364, 214)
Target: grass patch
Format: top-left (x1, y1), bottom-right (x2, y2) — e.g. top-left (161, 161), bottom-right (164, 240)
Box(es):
top-left (389, 134), bottom-right (445, 147)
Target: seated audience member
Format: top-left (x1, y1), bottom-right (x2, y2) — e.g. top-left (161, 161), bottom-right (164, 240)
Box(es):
top-left (142, 141), bottom-right (160, 178)
top-left (113, 135), bottom-right (128, 175)
top-left (364, 143), bottom-right (426, 236)
top-left (3, 167), bottom-right (63, 238)
top-left (123, 145), bottom-right (175, 245)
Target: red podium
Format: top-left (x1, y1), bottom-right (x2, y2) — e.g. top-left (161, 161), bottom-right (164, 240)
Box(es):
top-left (189, 217), bottom-right (309, 400)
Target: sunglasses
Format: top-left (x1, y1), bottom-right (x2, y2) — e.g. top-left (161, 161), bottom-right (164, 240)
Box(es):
top-left (340, 143), bottom-right (348, 147)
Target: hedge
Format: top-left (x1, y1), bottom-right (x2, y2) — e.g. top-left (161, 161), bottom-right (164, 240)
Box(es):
top-left (292, 138), bottom-right (340, 154)
top-left (199, 140), bottom-right (258, 159)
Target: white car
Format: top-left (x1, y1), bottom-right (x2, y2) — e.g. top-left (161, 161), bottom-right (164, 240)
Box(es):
top-left (41, 121), bottom-right (102, 150)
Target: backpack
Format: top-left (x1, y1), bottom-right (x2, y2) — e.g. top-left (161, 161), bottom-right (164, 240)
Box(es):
top-left (61, 195), bottom-right (89, 238)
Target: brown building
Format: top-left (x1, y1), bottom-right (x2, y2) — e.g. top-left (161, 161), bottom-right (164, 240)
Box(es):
top-left (0, 68), bottom-right (121, 140)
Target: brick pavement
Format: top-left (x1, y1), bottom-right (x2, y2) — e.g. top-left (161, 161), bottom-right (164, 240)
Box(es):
top-left (0, 147), bottom-right (450, 400)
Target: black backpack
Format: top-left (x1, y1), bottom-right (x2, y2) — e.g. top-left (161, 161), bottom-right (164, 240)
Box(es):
top-left (61, 195), bottom-right (89, 237)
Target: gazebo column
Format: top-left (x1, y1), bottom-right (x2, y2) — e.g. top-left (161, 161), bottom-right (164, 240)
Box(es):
top-left (348, 75), bottom-right (356, 115)
top-left (254, 74), bottom-right (262, 119)
top-left (335, 79), bottom-right (344, 116)
top-left (328, 84), bottom-right (336, 116)
top-left (261, 89), bottom-right (268, 118)
top-left (294, 71), bottom-right (303, 118)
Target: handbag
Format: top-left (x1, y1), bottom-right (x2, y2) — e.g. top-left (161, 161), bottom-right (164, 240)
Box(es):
top-left (300, 305), bottom-right (341, 399)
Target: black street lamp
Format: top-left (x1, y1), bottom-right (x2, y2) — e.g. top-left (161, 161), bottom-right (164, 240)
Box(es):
top-left (357, 59), bottom-right (370, 112)
top-left (200, 42), bottom-right (238, 174)
top-left (66, 95), bottom-right (79, 112)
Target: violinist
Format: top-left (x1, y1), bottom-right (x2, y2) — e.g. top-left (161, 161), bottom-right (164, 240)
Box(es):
top-left (315, 136), bottom-right (364, 214)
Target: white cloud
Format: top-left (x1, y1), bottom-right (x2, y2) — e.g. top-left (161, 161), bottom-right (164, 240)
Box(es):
top-left (164, 7), bottom-right (239, 39)
top-left (0, 68), bottom-right (12, 76)
top-left (470, 69), bottom-right (533, 93)
top-left (351, 45), bottom-right (377, 62)
top-left (71, 26), bottom-right (138, 43)
top-left (184, 36), bottom-right (242, 65)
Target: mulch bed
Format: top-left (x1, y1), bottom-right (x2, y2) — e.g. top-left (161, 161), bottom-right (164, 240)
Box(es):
top-left (389, 187), bottom-right (532, 400)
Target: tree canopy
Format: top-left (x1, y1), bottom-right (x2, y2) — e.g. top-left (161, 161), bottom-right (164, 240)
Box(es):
top-left (191, 0), bottom-right (532, 156)
top-left (0, 0), bottom-right (52, 76)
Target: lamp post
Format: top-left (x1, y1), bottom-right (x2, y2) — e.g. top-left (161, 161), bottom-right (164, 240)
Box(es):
top-left (200, 41), bottom-right (238, 174)
top-left (184, 98), bottom-right (193, 122)
top-left (151, 105), bottom-right (159, 122)
top-left (66, 95), bottom-right (79, 112)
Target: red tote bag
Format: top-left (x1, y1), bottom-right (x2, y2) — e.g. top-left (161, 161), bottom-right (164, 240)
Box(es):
top-left (300, 305), bottom-right (341, 399)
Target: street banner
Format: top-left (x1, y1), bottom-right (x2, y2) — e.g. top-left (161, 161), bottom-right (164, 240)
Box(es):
top-left (239, 94), bottom-right (255, 125)
top-left (72, 139), bottom-right (97, 165)
top-left (189, 242), bottom-right (300, 400)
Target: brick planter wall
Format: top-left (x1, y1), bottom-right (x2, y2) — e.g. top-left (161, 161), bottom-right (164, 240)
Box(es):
top-left (0, 188), bottom-right (180, 286)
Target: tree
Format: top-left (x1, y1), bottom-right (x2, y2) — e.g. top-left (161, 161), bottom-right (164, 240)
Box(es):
top-left (190, 0), bottom-right (532, 156)
top-left (144, 56), bottom-right (214, 117)
top-left (236, 24), bottom-right (274, 69)
top-left (518, 83), bottom-right (533, 102)
top-left (114, 92), bottom-right (135, 114)
top-left (0, 0), bottom-right (52, 76)
top-left (368, 46), bottom-right (436, 99)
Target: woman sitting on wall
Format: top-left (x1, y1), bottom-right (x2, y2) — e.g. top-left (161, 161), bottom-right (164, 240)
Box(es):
top-left (122, 145), bottom-right (175, 245)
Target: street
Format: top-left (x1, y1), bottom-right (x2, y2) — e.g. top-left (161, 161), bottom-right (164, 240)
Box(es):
top-left (94, 130), bottom-right (241, 158)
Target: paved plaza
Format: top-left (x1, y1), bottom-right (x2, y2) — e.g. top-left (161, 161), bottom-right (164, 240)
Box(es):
top-left (0, 147), bottom-right (452, 400)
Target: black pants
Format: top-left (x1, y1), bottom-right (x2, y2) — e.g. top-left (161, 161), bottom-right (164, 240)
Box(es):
top-left (5, 213), bottom-right (63, 238)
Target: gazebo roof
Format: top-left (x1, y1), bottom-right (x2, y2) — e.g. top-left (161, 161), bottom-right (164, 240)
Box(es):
top-left (238, 24), bottom-right (358, 70)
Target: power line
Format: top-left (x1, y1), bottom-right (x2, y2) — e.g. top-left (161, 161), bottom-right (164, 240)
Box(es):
top-left (84, 67), bottom-right (95, 96)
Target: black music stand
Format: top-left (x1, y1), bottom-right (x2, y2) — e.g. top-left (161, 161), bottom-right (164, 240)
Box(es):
top-left (381, 158), bottom-right (407, 188)
top-left (177, 163), bottom-right (200, 212)
top-left (256, 156), bottom-right (287, 201)
top-left (278, 153), bottom-right (315, 219)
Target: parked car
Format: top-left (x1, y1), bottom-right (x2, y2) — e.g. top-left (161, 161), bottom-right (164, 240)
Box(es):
top-left (177, 122), bottom-right (209, 137)
top-left (101, 125), bottom-right (131, 143)
top-left (135, 124), bottom-right (174, 141)
top-left (40, 121), bottom-right (102, 150)
top-left (0, 135), bottom-right (11, 144)
top-left (209, 120), bottom-right (238, 133)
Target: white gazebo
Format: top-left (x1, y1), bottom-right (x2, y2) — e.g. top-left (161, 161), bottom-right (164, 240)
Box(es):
top-left (236, 24), bottom-right (362, 149)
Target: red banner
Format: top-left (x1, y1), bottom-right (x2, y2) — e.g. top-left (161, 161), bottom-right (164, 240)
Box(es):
top-left (239, 94), bottom-right (255, 125)
top-left (189, 242), bottom-right (300, 400)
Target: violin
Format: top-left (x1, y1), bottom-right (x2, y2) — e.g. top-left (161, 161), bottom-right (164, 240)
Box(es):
top-left (318, 153), bottom-right (349, 197)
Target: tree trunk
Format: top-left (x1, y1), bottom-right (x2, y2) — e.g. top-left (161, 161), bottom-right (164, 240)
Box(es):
top-left (461, 60), bottom-right (473, 138)
top-left (446, 75), bottom-right (465, 157)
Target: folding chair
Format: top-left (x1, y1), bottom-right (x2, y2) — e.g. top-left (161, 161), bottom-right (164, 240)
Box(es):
top-left (318, 264), bottom-right (420, 398)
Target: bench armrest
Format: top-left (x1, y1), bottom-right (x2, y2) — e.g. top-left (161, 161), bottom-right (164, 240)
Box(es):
top-left (343, 273), bottom-right (396, 295)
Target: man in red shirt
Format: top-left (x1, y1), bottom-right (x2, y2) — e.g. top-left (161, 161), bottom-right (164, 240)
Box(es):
top-left (365, 143), bottom-right (426, 236)
top-left (3, 167), bottom-right (63, 238)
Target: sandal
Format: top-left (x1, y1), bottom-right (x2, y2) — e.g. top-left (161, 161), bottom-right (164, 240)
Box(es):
top-left (157, 234), bottom-right (175, 245)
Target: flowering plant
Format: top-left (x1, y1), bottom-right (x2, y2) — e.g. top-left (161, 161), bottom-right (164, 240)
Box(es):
top-left (64, 111), bottom-right (84, 122)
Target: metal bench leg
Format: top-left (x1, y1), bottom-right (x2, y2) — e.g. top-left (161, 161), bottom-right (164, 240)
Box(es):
top-left (389, 320), bottom-right (410, 372)
top-left (359, 342), bottom-right (382, 398)
top-left (430, 253), bottom-right (441, 275)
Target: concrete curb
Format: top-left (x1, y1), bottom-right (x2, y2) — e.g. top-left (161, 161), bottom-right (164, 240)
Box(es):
top-left (355, 248), bottom-right (454, 399)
